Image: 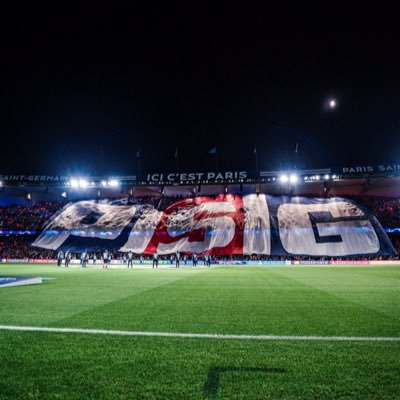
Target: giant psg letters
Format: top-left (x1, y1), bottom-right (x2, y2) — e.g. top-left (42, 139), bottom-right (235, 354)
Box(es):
top-left (32, 194), bottom-right (395, 256)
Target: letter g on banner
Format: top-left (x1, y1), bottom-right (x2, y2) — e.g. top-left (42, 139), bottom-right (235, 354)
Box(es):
top-left (277, 201), bottom-right (380, 256)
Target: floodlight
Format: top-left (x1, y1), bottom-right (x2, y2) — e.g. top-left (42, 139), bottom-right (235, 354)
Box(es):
top-left (70, 179), bottom-right (79, 188)
top-left (324, 174), bottom-right (330, 180)
top-left (289, 174), bottom-right (298, 184)
top-left (279, 174), bottom-right (289, 183)
top-left (79, 179), bottom-right (89, 188)
top-left (108, 179), bottom-right (119, 187)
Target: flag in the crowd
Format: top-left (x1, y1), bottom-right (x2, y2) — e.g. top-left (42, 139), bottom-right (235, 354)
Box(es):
top-left (254, 146), bottom-right (257, 154)
top-left (174, 148), bottom-right (178, 158)
top-left (136, 149), bottom-right (141, 158)
top-left (295, 142), bottom-right (299, 154)
top-left (32, 195), bottom-right (395, 256)
top-left (209, 147), bottom-right (217, 155)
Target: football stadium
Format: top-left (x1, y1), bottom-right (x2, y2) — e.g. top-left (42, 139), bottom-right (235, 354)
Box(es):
top-left (2, 7), bottom-right (400, 399)
top-left (1, 165), bottom-right (399, 399)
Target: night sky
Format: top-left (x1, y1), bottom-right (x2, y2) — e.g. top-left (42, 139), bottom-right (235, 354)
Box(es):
top-left (1, 7), bottom-right (399, 176)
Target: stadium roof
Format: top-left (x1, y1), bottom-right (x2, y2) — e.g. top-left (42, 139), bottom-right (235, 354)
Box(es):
top-left (1, 165), bottom-right (399, 205)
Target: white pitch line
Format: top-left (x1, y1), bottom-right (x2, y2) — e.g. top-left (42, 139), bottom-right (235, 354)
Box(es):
top-left (0, 325), bottom-right (399, 342)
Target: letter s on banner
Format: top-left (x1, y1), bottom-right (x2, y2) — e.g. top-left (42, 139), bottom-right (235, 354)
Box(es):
top-left (277, 201), bottom-right (380, 256)
top-left (145, 195), bottom-right (244, 255)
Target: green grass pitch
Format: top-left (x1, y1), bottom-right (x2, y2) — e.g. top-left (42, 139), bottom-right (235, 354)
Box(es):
top-left (0, 263), bottom-right (399, 399)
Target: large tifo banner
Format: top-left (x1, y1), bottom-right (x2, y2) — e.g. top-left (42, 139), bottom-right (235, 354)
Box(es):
top-left (32, 195), bottom-right (396, 256)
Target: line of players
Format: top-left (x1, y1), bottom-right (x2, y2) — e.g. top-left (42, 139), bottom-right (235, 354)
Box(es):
top-left (56, 250), bottom-right (212, 269)
top-left (150, 251), bottom-right (211, 268)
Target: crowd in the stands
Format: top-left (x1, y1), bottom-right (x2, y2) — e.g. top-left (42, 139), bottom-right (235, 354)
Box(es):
top-left (1, 196), bottom-right (400, 260)
top-left (0, 235), bottom-right (56, 259)
top-left (0, 201), bottom-right (63, 231)
top-left (357, 196), bottom-right (400, 229)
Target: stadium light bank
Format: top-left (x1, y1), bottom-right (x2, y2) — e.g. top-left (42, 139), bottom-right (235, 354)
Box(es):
top-left (279, 174), bottom-right (299, 184)
top-left (67, 178), bottom-right (90, 189)
top-left (101, 179), bottom-right (120, 188)
top-left (303, 174), bottom-right (338, 182)
top-left (66, 177), bottom-right (121, 189)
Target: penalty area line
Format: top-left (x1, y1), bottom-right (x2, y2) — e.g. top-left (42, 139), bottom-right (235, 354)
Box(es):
top-left (0, 325), bottom-right (399, 342)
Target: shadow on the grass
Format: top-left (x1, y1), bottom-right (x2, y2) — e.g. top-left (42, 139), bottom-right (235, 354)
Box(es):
top-left (203, 366), bottom-right (286, 396)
